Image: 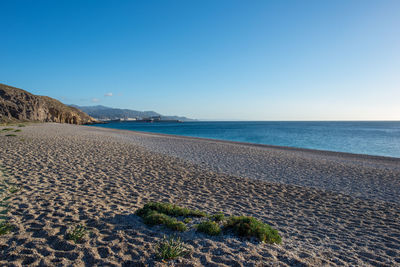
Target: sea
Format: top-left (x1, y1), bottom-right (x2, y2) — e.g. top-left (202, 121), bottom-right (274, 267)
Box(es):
top-left (91, 121), bottom-right (400, 158)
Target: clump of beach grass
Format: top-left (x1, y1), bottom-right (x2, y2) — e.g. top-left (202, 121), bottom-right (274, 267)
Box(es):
top-left (66, 224), bottom-right (87, 243)
top-left (223, 216), bottom-right (281, 244)
top-left (136, 202), bottom-right (207, 232)
top-left (197, 220), bottom-right (222, 236)
top-left (210, 212), bottom-right (225, 222)
top-left (1, 128), bottom-right (14, 132)
top-left (17, 124), bottom-right (26, 127)
top-left (0, 221), bottom-right (13, 235)
top-left (136, 202), bottom-right (282, 243)
top-left (155, 235), bottom-right (190, 261)
top-left (142, 211), bottom-right (187, 231)
top-left (183, 218), bottom-right (192, 224)
top-left (5, 134), bottom-right (17, 137)
top-left (8, 186), bottom-right (19, 194)
top-left (136, 202), bottom-right (207, 218)
top-left (14, 129), bottom-right (22, 132)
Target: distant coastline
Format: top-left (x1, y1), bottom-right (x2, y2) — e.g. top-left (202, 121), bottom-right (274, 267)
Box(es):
top-left (93, 115), bottom-right (183, 123)
top-left (71, 105), bottom-right (195, 122)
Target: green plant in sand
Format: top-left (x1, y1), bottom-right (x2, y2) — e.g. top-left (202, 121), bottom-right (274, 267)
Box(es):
top-left (136, 202), bottom-right (208, 232)
top-left (17, 124), bottom-right (26, 127)
top-left (183, 218), bottom-right (192, 224)
top-left (142, 211), bottom-right (187, 231)
top-left (8, 186), bottom-right (19, 194)
top-left (136, 202), bottom-right (282, 243)
top-left (1, 128), bottom-right (14, 132)
top-left (196, 220), bottom-right (222, 236)
top-left (0, 221), bottom-right (13, 235)
top-left (210, 212), bottom-right (225, 222)
top-left (136, 202), bottom-right (207, 218)
top-left (155, 235), bottom-right (190, 261)
top-left (223, 216), bottom-right (281, 244)
top-left (14, 129), bottom-right (22, 132)
top-left (5, 134), bottom-right (17, 137)
top-left (67, 224), bottom-right (88, 243)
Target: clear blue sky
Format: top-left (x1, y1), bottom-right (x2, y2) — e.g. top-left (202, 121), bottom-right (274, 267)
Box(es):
top-left (1, 0), bottom-right (399, 120)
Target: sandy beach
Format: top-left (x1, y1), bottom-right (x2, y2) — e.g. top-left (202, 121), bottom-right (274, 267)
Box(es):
top-left (1, 123), bottom-right (399, 266)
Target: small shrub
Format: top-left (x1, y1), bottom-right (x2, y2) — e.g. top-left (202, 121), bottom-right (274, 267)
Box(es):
top-left (0, 222), bottom-right (13, 235)
top-left (210, 212), bottom-right (225, 222)
top-left (197, 220), bottom-right (221, 236)
top-left (17, 124), bottom-right (26, 127)
top-left (14, 129), bottom-right (22, 132)
top-left (183, 218), bottom-right (192, 224)
top-left (142, 211), bottom-right (187, 231)
top-left (155, 235), bottom-right (190, 261)
top-left (5, 134), bottom-right (16, 137)
top-left (1, 128), bottom-right (14, 131)
top-left (9, 186), bottom-right (19, 194)
top-left (67, 224), bottom-right (87, 243)
top-left (224, 216), bottom-right (281, 244)
top-left (136, 202), bottom-right (207, 218)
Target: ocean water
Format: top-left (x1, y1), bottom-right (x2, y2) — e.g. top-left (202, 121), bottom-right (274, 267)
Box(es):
top-left (91, 121), bottom-right (400, 158)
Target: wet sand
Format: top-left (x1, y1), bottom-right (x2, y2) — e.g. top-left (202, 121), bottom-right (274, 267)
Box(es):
top-left (0, 123), bottom-right (399, 266)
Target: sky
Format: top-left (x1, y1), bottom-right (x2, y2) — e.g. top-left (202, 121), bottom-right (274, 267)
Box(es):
top-left (1, 0), bottom-right (399, 120)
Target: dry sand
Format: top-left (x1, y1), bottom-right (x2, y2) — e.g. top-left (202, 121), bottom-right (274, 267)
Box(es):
top-left (0, 123), bottom-right (399, 266)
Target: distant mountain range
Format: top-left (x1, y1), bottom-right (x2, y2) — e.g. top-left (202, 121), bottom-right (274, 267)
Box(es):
top-left (71, 105), bottom-right (195, 122)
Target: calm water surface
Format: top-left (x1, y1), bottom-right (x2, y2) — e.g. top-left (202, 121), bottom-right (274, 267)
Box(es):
top-left (91, 121), bottom-right (400, 158)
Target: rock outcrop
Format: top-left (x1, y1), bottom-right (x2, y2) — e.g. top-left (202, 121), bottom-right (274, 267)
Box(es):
top-left (0, 83), bottom-right (97, 124)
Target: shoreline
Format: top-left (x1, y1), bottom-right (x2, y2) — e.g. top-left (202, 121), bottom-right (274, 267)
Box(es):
top-left (1, 123), bottom-right (399, 266)
top-left (87, 125), bottom-right (400, 163)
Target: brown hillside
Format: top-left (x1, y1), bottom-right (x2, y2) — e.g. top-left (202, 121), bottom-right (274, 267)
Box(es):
top-left (0, 83), bottom-right (97, 124)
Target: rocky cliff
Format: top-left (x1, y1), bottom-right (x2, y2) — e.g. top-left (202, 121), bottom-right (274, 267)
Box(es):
top-left (0, 83), bottom-right (97, 124)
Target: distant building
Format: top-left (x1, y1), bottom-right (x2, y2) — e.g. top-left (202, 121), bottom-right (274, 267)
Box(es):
top-left (127, 118), bottom-right (137, 121)
top-left (151, 116), bottom-right (161, 121)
